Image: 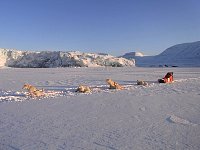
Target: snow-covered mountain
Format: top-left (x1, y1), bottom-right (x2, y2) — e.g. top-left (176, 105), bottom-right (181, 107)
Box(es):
top-left (123, 41), bottom-right (200, 67)
top-left (155, 41), bottom-right (200, 67)
top-left (120, 52), bottom-right (144, 60)
top-left (0, 49), bottom-right (135, 68)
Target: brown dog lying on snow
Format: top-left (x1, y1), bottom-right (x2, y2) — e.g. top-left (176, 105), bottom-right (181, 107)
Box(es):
top-left (106, 79), bottom-right (124, 90)
top-left (137, 80), bottom-right (149, 86)
top-left (75, 85), bottom-right (91, 93)
top-left (22, 84), bottom-right (46, 97)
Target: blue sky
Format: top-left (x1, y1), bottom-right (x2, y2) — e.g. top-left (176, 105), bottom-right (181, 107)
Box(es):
top-left (0, 0), bottom-right (200, 56)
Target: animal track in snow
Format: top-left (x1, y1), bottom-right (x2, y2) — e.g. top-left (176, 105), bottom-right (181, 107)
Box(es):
top-left (94, 129), bottom-right (123, 150)
top-left (139, 107), bottom-right (146, 111)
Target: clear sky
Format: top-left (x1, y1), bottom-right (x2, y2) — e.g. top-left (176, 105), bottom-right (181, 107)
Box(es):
top-left (0, 0), bottom-right (200, 56)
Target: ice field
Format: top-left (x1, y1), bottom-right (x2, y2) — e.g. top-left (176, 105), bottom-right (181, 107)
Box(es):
top-left (0, 67), bottom-right (200, 150)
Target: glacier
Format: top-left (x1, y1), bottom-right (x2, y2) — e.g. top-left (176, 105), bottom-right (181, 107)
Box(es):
top-left (0, 49), bottom-right (135, 68)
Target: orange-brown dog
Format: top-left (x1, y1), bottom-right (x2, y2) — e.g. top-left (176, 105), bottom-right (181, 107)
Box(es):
top-left (75, 85), bottom-right (91, 93)
top-left (22, 84), bottom-right (45, 97)
top-left (106, 79), bottom-right (124, 90)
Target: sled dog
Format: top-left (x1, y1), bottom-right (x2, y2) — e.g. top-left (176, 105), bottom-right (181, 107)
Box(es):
top-left (22, 84), bottom-right (38, 93)
top-left (106, 79), bottom-right (124, 90)
top-left (137, 80), bottom-right (148, 86)
top-left (22, 84), bottom-right (45, 97)
top-left (75, 85), bottom-right (91, 93)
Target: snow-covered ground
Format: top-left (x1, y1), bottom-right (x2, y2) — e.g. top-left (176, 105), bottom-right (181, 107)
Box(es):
top-left (0, 67), bottom-right (200, 150)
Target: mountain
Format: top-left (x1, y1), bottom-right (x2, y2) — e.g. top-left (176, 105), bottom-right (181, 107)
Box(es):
top-left (123, 41), bottom-right (200, 67)
top-left (0, 49), bottom-right (135, 68)
top-left (153, 41), bottom-right (200, 67)
top-left (120, 52), bottom-right (144, 60)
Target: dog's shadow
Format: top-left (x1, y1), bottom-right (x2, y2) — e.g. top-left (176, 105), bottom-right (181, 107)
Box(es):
top-left (123, 80), bottom-right (158, 85)
top-left (37, 85), bottom-right (75, 91)
top-left (0, 90), bottom-right (27, 102)
top-left (37, 85), bottom-right (82, 95)
top-left (1, 92), bottom-right (26, 97)
top-left (90, 84), bottom-right (111, 91)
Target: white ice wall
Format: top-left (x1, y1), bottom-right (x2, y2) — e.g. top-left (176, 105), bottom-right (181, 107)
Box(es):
top-left (0, 49), bottom-right (135, 68)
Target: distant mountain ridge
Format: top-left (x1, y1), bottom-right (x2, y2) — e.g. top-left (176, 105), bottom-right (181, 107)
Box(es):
top-left (1, 41), bottom-right (200, 68)
top-left (0, 49), bottom-right (135, 68)
top-left (120, 52), bottom-right (144, 60)
top-left (122, 41), bottom-right (200, 67)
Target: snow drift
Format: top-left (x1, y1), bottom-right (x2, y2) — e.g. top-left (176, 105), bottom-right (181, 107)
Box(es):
top-left (0, 49), bottom-right (135, 68)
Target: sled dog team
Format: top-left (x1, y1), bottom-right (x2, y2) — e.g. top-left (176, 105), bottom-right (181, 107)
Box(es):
top-left (22, 78), bottom-right (124, 97)
top-left (22, 72), bottom-right (174, 98)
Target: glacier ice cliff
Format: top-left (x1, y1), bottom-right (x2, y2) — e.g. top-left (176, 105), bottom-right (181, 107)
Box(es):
top-left (0, 49), bottom-right (135, 68)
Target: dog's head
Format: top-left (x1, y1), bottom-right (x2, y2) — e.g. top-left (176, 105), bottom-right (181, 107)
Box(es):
top-left (77, 85), bottom-right (85, 92)
top-left (106, 79), bottom-right (114, 85)
top-left (137, 80), bottom-right (143, 85)
top-left (22, 84), bottom-right (31, 89)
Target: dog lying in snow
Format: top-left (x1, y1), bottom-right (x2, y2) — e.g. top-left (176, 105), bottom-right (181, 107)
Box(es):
top-left (31, 90), bottom-right (46, 97)
top-left (22, 84), bottom-right (46, 97)
top-left (106, 79), bottom-right (124, 90)
top-left (75, 85), bottom-right (91, 93)
top-left (22, 84), bottom-right (38, 93)
top-left (137, 80), bottom-right (148, 86)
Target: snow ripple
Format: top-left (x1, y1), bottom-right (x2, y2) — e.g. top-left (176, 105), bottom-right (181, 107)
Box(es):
top-left (167, 115), bottom-right (198, 126)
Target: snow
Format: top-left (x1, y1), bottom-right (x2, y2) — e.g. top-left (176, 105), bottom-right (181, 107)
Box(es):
top-left (0, 49), bottom-right (135, 68)
top-left (0, 67), bottom-right (200, 150)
